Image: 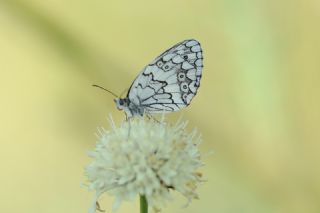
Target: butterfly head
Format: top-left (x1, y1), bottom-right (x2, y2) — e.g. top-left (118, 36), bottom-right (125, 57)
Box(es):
top-left (114, 98), bottom-right (129, 111)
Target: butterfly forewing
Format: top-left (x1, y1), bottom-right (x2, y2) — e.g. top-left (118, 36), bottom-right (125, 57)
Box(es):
top-left (126, 39), bottom-right (203, 116)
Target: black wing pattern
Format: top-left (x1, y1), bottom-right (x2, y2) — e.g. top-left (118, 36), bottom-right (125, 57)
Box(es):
top-left (127, 39), bottom-right (203, 113)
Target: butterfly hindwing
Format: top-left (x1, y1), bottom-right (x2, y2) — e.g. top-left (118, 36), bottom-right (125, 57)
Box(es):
top-left (127, 39), bottom-right (203, 114)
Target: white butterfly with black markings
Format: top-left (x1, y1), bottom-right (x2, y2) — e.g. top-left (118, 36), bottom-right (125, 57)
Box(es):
top-left (96, 39), bottom-right (203, 118)
top-left (114, 39), bottom-right (203, 118)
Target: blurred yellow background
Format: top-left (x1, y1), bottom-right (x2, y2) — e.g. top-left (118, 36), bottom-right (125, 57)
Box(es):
top-left (1, 0), bottom-right (319, 212)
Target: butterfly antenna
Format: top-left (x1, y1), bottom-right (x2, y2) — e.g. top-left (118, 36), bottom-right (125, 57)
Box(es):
top-left (92, 84), bottom-right (118, 98)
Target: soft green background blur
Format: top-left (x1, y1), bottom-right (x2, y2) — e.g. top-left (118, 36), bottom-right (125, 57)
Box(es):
top-left (1, 0), bottom-right (319, 212)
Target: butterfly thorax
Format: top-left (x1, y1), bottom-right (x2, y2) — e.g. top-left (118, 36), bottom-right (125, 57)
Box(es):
top-left (114, 97), bottom-right (145, 118)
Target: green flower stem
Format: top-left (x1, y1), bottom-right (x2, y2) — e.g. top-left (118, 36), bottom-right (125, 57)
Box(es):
top-left (140, 195), bottom-right (148, 213)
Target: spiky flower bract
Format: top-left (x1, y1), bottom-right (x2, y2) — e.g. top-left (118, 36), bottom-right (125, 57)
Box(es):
top-left (85, 116), bottom-right (204, 212)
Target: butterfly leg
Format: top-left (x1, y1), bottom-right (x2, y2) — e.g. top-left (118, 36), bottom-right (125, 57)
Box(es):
top-left (126, 117), bottom-right (132, 139)
top-left (96, 201), bottom-right (105, 212)
top-left (146, 113), bottom-right (160, 123)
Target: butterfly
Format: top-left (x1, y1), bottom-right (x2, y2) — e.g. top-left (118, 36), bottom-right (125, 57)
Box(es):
top-left (114, 39), bottom-right (203, 118)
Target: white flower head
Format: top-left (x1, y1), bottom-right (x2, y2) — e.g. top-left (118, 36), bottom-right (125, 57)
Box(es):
top-left (85, 116), bottom-right (204, 212)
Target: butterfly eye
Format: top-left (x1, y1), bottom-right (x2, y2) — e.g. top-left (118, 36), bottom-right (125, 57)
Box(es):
top-left (119, 99), bottom-right (124, 105)
top-left (180, 82), bottom-right (189, 92)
